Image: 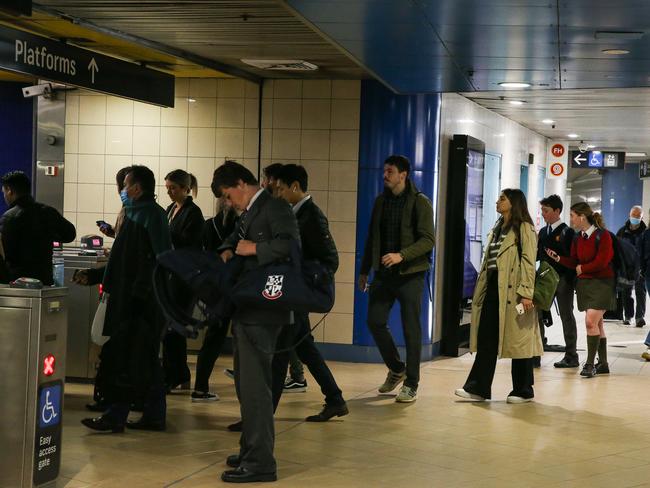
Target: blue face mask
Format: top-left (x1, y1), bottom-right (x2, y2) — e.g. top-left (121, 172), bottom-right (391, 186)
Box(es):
top-left (630, 217), bottom-right (642, 226)
top-left (119, 189), bottom-right (131, 205)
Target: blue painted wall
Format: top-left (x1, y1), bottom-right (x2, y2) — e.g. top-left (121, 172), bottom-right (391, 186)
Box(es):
top-left (0, 82), bottom-right (34, 214)
top-left (602, 163), bottom-right (643, 231)
top-left (354, 80), bottom-right (441, 354)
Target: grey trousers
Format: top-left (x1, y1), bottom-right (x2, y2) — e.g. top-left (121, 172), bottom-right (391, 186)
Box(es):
top-left (233, 321), bottom-right (284, 474)
top-left (556, 274), bottom-right (578, 362)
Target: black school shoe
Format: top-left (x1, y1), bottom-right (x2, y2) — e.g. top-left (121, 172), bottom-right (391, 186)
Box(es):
top-left (554, 357), bottom-right (580, 368)
top-left (81, 416), bottom-right (125, 433)
top-left (221, 467), bottom-right (277, 483)
top-left (227, 420), bottom-right (243, 432)
top-left (226, 454), bottom-right (241, 468)
top-left (126, 418), bottom-right (166, 431)
top-left (305, 402), bottom-right (349, 422)
top-left (580, 364), bottom-right (596, 378)
top-left (595, 362), bottom-right (610, 375)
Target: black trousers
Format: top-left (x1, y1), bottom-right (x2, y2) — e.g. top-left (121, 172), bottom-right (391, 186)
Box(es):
top-left (271, 313), bottom-right (344, 410)
top-left (234, 321), bottom-right (284, 474)
top-left (163, 329), bottom-right (191, 388)
top-left (367, 271), bottom-right (425, 390)
top-left (194, 318), bottom-right (230, 393)
top-left (463, 272), bottom-right (534, 400)
top-left (623, 276), bottom-right (646, 321)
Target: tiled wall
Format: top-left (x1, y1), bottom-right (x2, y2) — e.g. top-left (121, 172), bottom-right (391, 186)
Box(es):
top-left (63, 77), bottom-right (260, 245)
top-left (260, 79), bottom-right (361, 345)
top-left (64, 77), bottom-right (361, 346)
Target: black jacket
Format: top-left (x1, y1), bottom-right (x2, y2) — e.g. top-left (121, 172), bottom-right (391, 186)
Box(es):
top-left (537, 222), bottom-right (575, 278)
top-left (203, 208), bottom-right (238, 252)
top-left (219, 190), bottom-right (300, 325)
top-left (617, 220), bottom-right (647, 248)
top-left (295, 196), bottom-right (339, 277)
top-left (0, 195), bottom-right (76, 285)
top-left (166, 197), bottom-right (204, 250)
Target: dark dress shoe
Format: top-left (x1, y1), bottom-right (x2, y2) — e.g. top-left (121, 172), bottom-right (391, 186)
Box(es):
top-left (226, 454), bottom-right (241, 468)
top-left (636, 318), bottom-right (646, 327)
top-left (554, 357), bottom-right (579, 368)
top-left (126, 418), bottom-right (166, 431)
top-left (595, 362), bottom-right (610, 375)
top-left (221, 467), bottom-right (277, 483)
top-left (305, 403), bottom-right (349, 422)
top-left (85, 402), bottom-right (108, 412)
top-left (81, 416), bottom-right (124, 433)
top-left (227, 420), bottom-right (243, 432)
top-left (580, 364), bottom-right (596, 378)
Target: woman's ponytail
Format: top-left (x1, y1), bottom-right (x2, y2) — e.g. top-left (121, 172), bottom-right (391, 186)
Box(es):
top-left (592, 212), bottom-right (606, 229)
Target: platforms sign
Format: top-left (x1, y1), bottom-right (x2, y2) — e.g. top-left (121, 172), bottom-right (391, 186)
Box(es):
top-left (547, 141), bottom-right (568, 180)
top-left (0, 24), bottom-right (174, 107)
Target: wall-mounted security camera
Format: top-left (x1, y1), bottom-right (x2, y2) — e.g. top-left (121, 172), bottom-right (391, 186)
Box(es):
top-left (22, 83), bottom-right (53, 99)
top-left (578, 141), bottom-right (588, 152)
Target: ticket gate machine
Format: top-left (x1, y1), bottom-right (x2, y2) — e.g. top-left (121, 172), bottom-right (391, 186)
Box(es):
top-left (0, 286), bottom-right (68, 487)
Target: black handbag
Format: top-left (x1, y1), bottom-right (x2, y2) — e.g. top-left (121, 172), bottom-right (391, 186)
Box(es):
top-left (230, 241), bottom-right (335, 314)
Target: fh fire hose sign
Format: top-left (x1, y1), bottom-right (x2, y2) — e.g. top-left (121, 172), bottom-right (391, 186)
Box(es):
top-left (547, 141), bottom-right (568, 180)
top-left (33, 381), bottom-right (62, 485)
top-left (0, 24), bottom-right (173, 106)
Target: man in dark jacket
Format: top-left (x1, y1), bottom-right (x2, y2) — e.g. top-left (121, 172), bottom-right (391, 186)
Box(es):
top-left (0, 171), bottom-right (75, 284)
top-left (80, 165), bottom-right (171, 433)
top-left (359, 155), bottom-right (435, 403)
top-left (271, 164), bottom-right (348, 421)
top-left (537, 195), bottom-right (578, 367)
top-left (214, 161), bottom-right (300, 483)
top-left (617, 205), bottom-right (646, 327)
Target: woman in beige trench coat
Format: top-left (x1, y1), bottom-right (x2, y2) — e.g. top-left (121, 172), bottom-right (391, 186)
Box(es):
top-left (455, 189), bottom-right (543, 403)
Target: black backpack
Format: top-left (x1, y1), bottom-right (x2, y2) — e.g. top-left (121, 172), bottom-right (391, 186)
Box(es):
top-left (587, 230), bottom-right (640, 290)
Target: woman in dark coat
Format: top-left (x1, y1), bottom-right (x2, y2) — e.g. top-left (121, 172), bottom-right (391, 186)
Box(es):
top-left (163, 169), bottom-right (204, 391)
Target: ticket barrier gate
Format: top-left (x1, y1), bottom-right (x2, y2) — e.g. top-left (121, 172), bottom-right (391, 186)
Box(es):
top-left (0, 286), bottom-right (68, 487)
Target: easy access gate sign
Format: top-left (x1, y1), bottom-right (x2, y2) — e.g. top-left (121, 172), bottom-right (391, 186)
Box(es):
top-left (0, 24), bottom-right (174, 107)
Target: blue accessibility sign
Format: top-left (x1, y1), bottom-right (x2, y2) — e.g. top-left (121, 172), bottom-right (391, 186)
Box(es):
top-left (38, 384), bottom-right (61, 428)
top-left (588, 151), bottom-right (604, 168)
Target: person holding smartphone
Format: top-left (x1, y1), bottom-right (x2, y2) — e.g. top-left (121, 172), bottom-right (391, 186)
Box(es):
top-left (455, 189), bottom-right (542, 404)
top-left (546, 202), bottom-right (615, 378)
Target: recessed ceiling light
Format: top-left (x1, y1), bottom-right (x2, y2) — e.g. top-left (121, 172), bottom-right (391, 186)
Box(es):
top-left (509, 100), bottom-right (525, 105)
top-left (542, 119), bottom-right (555, 124)
top-left (627, 152), bottom-right (647, 157)
top-left (188, 98), bottom-right (196, 103)
top-left (587, 144), bottom-right (596, 149)
top-left (494, 133), bottom-right (505, 137)
top-left (457, 119), bottom-right (475, 124)
top-left (602, 49), bottom-right (630, 55)
top-left (567, 133), bottom-right (579, 138)
top-left (499, 82), bottom-right (531, 88)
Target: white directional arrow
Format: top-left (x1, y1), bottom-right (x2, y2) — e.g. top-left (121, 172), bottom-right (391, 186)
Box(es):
top-left (573, 153), bottom-right (587, 167)
top-left (88, 57), bottom-right (99, 84)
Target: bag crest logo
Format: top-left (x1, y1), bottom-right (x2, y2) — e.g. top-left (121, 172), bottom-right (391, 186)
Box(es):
top-left (262, 275), bottom-right (284, 300)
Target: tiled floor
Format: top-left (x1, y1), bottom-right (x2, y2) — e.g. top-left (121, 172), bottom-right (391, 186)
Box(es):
top-left (57, 311), bottom-right (650, 488)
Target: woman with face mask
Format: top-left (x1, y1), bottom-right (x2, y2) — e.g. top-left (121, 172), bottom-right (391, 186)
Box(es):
top-left (162, 169), bottom-right (204, 392)
top-left (455, 189), bottom-right (542, 403)
top-left (546, 202), bottom-right (616, 378)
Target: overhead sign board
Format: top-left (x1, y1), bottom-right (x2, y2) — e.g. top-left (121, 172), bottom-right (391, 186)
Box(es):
top-left (570, 150), bottom-right (625, 169)
top-left (0, 24), bottom-right (174, 107)
top-left (547, 141), bottom-right (568, 180)
top-left (640, 161), bottom-right (650, 179)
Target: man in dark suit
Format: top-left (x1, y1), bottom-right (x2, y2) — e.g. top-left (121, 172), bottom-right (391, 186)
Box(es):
top-left (537, 194), bottom-right (578, 368)
top-left (213, 161), bottom-right (300, 483)
top-left (272, 164), bottom-right (348, 421)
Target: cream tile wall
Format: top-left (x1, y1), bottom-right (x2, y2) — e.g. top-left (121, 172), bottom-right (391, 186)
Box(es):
top-left (261, 79), bottom-right (360, 345)
top-left (63, 78), bottom-right (260, 245)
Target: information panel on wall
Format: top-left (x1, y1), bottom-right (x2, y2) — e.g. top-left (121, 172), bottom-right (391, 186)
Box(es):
top-left (570, 151), bottom-right (625, 169)
top-left (640, 161), bottom-right (650, 179)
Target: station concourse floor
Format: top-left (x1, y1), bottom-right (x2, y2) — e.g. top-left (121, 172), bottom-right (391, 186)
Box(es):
top-left (58, 312), bottom-right (650, 488)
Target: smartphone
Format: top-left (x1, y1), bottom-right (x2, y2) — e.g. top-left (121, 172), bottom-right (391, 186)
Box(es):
top-left (515, 303), bottom-right (525, 315)
top-left (96, 220), bottom-right (109, 227)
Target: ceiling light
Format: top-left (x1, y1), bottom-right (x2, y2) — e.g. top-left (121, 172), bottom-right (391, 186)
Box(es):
top-left (188, 98), bottom-right (196, 103)
top-left (567, 133), bottom-right (579, 138)
top-left (494, 133), bottom-right (505, 137)
top-left (509, 100), bottom-right (525, 105)
top-left (499, 82), bottom-right (531, 88)
top-left (542, 119), bottom-right (555, 124)
top-left (587, 145), bottom-right (596, 149)
top-left (457, 119), bottom-right (475, 124)
top-left (602, 49), bottom-right (630, 55)
top-left (627, 152), bottom-right (647, 157)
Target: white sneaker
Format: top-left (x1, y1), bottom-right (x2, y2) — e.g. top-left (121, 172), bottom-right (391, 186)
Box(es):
top-left (454, 388), bottom-right (485, 401)
top-left (506, 395), bottom-right (533, 404)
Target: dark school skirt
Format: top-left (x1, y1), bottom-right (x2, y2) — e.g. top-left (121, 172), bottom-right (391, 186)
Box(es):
top-left (575, 277), bottom-right (617, 312)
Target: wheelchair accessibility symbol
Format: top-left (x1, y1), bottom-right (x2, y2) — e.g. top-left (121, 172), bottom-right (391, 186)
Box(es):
top-left (38, 385), bottom-right (61, 428)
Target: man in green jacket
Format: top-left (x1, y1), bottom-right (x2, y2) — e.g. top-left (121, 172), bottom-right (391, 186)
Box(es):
top-left (359, 155), bottom-right (435, 403)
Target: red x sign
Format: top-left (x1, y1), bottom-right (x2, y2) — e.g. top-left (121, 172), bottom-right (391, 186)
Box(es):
top-left (43, 354), bottom-right (55, 376)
